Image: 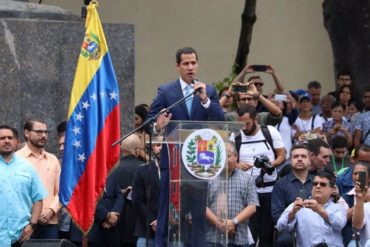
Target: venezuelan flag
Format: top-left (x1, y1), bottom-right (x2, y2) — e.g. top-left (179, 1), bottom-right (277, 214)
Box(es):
top-left (59, 1), bottom-right (120, 234)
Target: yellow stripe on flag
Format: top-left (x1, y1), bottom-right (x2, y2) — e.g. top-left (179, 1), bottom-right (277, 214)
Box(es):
top-left (67, 2), bottom-right (108, 119)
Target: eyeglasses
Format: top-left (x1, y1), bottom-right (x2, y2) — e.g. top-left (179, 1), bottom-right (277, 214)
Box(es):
top-left (312, 181), bottom-right (330, 187)
top-left (31, 129), bottom-right (50, 135)
top-left (254, 82), bottom-right (264, 87)
top-left (239, 97), bottom-right (255, 102)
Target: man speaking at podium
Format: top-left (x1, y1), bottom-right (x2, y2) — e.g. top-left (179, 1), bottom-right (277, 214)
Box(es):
top-left (146, 47), bottom-right (224, 246)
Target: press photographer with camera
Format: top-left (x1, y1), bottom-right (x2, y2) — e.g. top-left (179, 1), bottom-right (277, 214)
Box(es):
top-left (234, 104), bottom-right (285, 247)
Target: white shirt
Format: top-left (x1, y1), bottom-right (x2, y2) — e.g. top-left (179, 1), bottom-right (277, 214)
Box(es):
top-left (275, 116), bottom-right (292, 159)
top-left (179, 77), bottom-right (210, 108)
top-left (238, 125), bottom-right (285, 193)
top-left (292, 114), bottom-right (325, 142)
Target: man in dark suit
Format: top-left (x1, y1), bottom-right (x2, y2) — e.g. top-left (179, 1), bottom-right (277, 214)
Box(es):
top-left (132, 161), bottom-right (161, 246)
top-left (146, 47), bottom-right (224, 246)
top-left (69, 161), bottom-right (124, 247)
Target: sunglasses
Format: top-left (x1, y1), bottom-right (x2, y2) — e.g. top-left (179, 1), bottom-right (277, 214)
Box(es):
top-left (254, 82), bottom-right (264, 87)
top-left (239, 97), bottom-right (255, 102)
top-left (312, 181), bottom-right (331, 187)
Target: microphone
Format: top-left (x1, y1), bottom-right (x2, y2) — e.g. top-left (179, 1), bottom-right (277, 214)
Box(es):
top-left (191, 79), bottom-right (202, 93)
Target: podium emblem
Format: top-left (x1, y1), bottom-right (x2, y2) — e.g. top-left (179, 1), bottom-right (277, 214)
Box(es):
top-left (182, 128), bottom-right (226, 180)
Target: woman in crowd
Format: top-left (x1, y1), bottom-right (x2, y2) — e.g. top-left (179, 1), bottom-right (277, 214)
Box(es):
top-left (338, 85), bottom-right (353, 116)
top-left (322, 101), bottom-right (353, 147)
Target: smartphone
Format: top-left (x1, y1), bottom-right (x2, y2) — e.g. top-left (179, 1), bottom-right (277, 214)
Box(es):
top-left (274, 94), bottom-right (287, 101)
top-left (252, 65), bottom-right (267, 72)
top-left (297, 189), bottom-right (308, 200)
top-left (359, 171), bottom-right (367, 190)
top-left (232, 84), bottom-right (248, 93)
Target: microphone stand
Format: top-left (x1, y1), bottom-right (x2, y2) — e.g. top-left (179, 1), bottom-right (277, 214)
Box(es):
top-left (112, 88), bottom-right (200, 146)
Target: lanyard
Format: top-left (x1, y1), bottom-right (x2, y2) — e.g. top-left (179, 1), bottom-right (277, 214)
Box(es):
top-left (331, 156), bottom-right (344, 174)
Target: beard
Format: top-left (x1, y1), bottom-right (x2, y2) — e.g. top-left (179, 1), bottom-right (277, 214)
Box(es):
top-left (242, 121), bottom-right (257, 136)
top-left (0, 149), bottom-right (13, 157)
top-left (30, 138), bottom-right (46, 148)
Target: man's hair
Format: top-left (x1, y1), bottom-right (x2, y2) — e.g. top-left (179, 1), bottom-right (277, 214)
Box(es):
top-left (176, 47), bottom-right (198, 64)
top-left (331, 135), bottom-right (348, 149)
top-left (352, 161), bottom-right (370, 176)
top-left (228, 141), bottom-right (238, 156)
top-left (23, 119), bottom-right (46, 131)
top-left (352, 144), bottom-right (370, 159)
top-left (247, 75), bottom-right (262, 82)
top-left (307, 80), bottom-right (322, 89)
top-left (314, 171), bottom-right (336, 187)
top-left (337, 69), bottom-right (351, 79)
top-left (331, 101), bottom-right (346, 111)
top-left (237, 104), bottom-right (257, 119)
top-left (307, 138), bottom-right (329, 156)
top-left (363, 88), bottom-right (370, 97)
top-left (290, 144), bottom-right (310, 157)
top-left (0, 125), bottom-right (17, 137)
top-left (57, 121), bottom-right (67, 136)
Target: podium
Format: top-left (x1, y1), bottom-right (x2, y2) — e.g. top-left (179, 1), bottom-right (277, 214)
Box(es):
top-left (163, 120), bottom-right (244, 246)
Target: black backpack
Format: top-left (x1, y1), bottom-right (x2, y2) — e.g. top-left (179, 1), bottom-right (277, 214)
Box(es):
top-left (234, 125), bottom-right (276, 161)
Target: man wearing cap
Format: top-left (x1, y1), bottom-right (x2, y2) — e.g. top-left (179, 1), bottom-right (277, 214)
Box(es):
top-left (292, 91), bottom-right (325, 144)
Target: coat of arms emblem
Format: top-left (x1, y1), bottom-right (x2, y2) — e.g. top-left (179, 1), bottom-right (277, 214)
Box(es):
top-left (181, 129), bottom-right (226, 180)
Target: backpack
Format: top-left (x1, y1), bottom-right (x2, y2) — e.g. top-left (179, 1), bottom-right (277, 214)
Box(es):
top-left (234, 125), bottom-right (276, 161)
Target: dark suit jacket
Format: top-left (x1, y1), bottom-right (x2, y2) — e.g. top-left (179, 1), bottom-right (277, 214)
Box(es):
top-left (70, 167), bottom-right (124, 246)
top-left (148, 79), bottom-right (224, 122)
top-left (115, 155), bottom-right (145, 244)
top-left (132, 163), bottom-right (161, 238)
top-left (147, 79), bottom-right (224, 246)
top-left (147, 79), bottom-right (225, 169)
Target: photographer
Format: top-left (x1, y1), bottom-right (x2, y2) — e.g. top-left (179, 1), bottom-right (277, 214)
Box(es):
top-left (224, 81), bottom-right (282, 126)
top-left (234, 104), bottom-right (285, 247)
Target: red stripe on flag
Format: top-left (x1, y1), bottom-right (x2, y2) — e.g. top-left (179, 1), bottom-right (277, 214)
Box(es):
top-left (67, 105), bottom-right (120, 233)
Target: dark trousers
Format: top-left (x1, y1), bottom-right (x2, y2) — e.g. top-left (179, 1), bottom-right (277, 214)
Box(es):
top-left (31, 224), bottom-right (59, 239)
top-left (249, 192), bottom-right (274, 247)
top-left (155, 167), bottom-right (170, 247)
top-left (275, 232), bottom-right (294, 247)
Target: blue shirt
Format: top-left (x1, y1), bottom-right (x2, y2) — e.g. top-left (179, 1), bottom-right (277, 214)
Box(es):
top-left (355, 111), bottom-right (370, 145)
top-left (271, 171), bottom-right (313, 223)
top-left (0, 154), bottom-right (47, 246)
top-left (277, 200), bottom-right (347, 247)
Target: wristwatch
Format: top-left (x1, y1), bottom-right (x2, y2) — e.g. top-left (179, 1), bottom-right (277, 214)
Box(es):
top-left (232, 218), bottom-right (239, 226)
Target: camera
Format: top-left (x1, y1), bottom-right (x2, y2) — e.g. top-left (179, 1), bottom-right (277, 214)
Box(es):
top-left (254, 155), bottom-right (274, 175)
top-left (254, 155), bottom-right (275, 188)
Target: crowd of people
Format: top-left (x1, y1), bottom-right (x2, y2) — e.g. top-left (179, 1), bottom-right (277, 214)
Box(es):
top-left (1, 46), bottom-right (370, 247)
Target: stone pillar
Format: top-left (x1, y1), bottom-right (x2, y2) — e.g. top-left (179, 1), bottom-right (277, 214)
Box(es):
top-left (0, 0), bottom-right (135, 153)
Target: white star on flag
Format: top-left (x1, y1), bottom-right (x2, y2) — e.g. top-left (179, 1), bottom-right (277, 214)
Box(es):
top-left (76, 112), bottom-right (84, 121)
top-left (82, 101), bottom-right (90, 110)
top-left (100, 91), bottom-right (105, 98)
top-left (78, 153), bottom-right (86, 162)
top-left (73, 140), bottom-right (82, 148)
top-left (72, 126), bottom-right (81, 135)
top-left (109, 91), bottom-right (118, 100)
top-left (90, 93), bottom-right (97, 101)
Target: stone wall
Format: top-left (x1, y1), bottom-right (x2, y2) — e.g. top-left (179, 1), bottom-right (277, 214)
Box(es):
top-left (0, 1), bottom-right (135, 153)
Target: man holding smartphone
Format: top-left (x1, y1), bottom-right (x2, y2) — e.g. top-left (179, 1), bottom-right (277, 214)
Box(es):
top-left (271, 144), bottom-right (314, 247)
top-left (351, 163), bottom-right (370, 247)
top-left (233, 64), bottom-right (285, 113)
